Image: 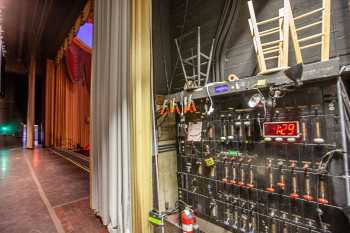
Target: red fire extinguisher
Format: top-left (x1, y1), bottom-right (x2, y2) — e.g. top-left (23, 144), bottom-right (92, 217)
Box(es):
top-left (181, 208), bottom-right (194, 233)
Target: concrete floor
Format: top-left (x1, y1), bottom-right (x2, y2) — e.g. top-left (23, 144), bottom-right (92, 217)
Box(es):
top-left (0, 147), bottom-right (107, 233)
top-left (154, 222), bottom-right (182, 233)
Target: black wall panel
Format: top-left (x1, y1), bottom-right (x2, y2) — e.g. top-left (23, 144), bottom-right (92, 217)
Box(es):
top-left (152, 0), bottom-right (350, 94)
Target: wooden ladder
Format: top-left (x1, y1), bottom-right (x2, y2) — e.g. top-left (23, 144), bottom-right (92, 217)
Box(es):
top-left (248, 0), bottom-right (331, 74)
top-left (287, 0), bottom-right (331, 63)
top-left (248, 1), bottom-right (290, 75)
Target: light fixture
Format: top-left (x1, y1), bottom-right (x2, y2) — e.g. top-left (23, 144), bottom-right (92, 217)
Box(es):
top-left (248, 93), bottom-right (264, 108)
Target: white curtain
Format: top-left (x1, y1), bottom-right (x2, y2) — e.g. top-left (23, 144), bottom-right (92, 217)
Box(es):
top-left (91, 0), bottom-right (131, 233)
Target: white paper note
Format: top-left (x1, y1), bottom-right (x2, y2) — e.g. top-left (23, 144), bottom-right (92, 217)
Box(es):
top-left (187, 122), bottom-right (202, 142)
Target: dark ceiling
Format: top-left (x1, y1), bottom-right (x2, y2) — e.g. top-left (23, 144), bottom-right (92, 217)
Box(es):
top-left (2, 0), bottom-right (87, 74)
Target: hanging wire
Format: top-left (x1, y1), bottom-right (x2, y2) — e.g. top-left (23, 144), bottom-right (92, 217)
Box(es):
top-left (163, 57), bottom-right (171, 94)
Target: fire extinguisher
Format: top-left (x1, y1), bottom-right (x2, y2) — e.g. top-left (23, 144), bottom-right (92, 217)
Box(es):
top-left (193, 213), bottom-right (200, 233)
top-left (181, 208), bottom-right (194, 233)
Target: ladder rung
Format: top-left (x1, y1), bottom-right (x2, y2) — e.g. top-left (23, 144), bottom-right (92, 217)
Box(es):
top-left (184, 55), bottom-right (197, 62)
top-left (200, 72), bottom-right (208, 77)
top-left (259, 66), bottom-right (288, 75)
top-left (263, 48), bottom-right (280, 55)
top-left (200, 53), bottom-right (209, 60)
top-left (263, 45), bottom-right (280, 52)
top-left (184, 61), bottom-right (194, 66)
top-left (260, 29), bottom-right (280, 37)
top-left (294, 8), bottom-right (324, 21)
top-left (296, 21), bottom-right (322, 32)
top-left (201, 62), bottom-right (208, 66)
top-left (260, 27), bottom-right (280, 36)
top-left (265, 56), bottom-right (279, 61)
top-left (262, 39), bottom-right (282, 47)
top-left (257, 16), bottom-right (281, 26)
top-left (300, 41), bottom-right (322, 50)
top-left (298, 33), bottom-right (323, 43)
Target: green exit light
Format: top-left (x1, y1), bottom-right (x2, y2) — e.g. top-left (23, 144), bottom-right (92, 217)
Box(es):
top-left (0, 123), bottom-right (17, 135)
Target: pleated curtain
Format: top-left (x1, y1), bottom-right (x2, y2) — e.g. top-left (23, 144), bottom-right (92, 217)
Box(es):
top-left (91, 0), bottom-right (153, 232)
top-left (44, 60), bottom-right (90, 148)
top-left (44, 60), bottom-right (55, 147)
top-left (91, 0), bottom-right (132, 232)
top-left (131, 0), bottom-right (153, 232)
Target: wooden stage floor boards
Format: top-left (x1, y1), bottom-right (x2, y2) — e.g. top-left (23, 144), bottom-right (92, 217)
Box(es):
top-left (0, 147), bottom-right (107, 233)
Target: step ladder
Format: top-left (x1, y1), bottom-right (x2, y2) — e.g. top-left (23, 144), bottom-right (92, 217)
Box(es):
top-left (248, 1), bottom-right (290, 75)
top-left (175, 27), bottom-right (215, 90)
top-left (247, 0), bottom-right (332, 74)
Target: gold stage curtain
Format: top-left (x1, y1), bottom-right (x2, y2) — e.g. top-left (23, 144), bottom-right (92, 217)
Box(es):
top-left (131, 0), bottom-right (153, 232)
top-left (44, 60), bottom-right (55, 147)
top-left (44, 59), bottom-right (90, 149)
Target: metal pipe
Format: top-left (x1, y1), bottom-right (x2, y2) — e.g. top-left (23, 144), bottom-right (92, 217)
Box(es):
top-left (337, 77), bottom-right (350, 204)
top-left (197, 26), bottom-right (201, 87)
top-left (205, 38), bottom-right (215, 85)
top-left (175, 38), bottom-right (189, 83)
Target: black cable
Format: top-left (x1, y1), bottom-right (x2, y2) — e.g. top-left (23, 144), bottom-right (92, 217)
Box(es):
top-left (213, 0), bottom-right (242, 81)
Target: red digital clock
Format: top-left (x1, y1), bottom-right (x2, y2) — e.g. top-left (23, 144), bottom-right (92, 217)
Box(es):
top-left (263, 121), bottom-right (300, 138)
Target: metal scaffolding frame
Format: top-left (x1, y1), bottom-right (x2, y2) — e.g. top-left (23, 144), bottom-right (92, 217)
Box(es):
top-left (175, 26), bottom-right (215, 90)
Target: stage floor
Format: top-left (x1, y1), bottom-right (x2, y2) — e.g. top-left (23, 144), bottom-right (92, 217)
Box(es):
top-left (0, 147), bottom-right (107, 233)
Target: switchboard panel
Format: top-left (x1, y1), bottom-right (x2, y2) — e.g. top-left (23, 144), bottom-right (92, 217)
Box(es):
top-left (176, 78), bottom-right (350, 233)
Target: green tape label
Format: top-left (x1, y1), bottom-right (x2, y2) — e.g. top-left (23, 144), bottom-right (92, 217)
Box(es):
top-left (148, 216), bottom-right (162, 225)
top-left (228, 150), bottom-right (238, 157)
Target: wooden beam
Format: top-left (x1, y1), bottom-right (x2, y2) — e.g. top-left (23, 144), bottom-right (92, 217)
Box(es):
top-left (285, 0), bottom-right (303, 64)
top-left (248, 19), bottom-right (263, 72)
top-left (247, 1), bottom-right (267, 73)
top-left (278, 8), bottom-right (284, 67)
top-left (321, 0), bottom-right (331, 61)
top-left (282, 5), bottom-right (289, 67)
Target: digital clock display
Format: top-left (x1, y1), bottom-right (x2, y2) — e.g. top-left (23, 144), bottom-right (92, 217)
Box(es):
top-left (263, 121), bottom-right (300, 138)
